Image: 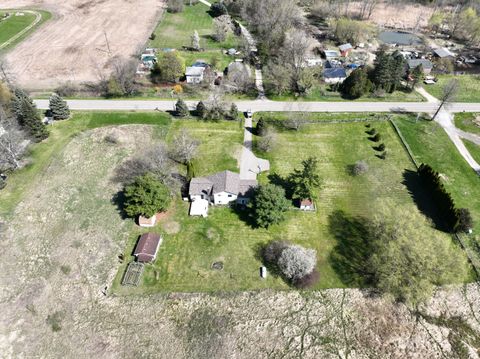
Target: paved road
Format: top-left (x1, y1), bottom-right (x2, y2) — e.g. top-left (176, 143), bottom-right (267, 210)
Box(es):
top-left (33, 99), bottom-right (480, 113)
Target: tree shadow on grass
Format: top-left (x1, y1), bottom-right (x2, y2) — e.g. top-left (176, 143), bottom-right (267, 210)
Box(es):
top-left (111, 191), bottom-right (128, 220)
top-left (402, 169), bottom-right (447, 232)
top-left (228, 202), bottom-right (258, 229)
top-left (328, 210), bottom-right (375, 287)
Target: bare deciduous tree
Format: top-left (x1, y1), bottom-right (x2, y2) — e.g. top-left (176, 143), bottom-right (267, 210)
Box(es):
top-left (224, 63), bottom-right (254, 94)
top-left (0, 120), bottom-right (27, 171)
top-left (170, 129), bottom-right (200, 165)
top-left (256, 128), bottom-right (277, 152)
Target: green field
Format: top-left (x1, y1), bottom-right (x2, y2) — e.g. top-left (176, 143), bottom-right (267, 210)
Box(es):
top-left (148, 3), bottom-right (238, 71)
top-left (455, 113), bottom-right (480, 135)
top-left (424, 75), bottom-right (480, 102)
top-left (464, 139), bottom-right (480, 164)
top-left (0, 10), bottom-right (51, 52)
top-left (267, 84), bottom-right (425, 102)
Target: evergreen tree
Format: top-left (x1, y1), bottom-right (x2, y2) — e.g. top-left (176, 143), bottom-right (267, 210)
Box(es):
top-left (410, 65), bottom-right (424, 89)
top-left (49, 93), bottom-right (70, 120)
top-left (256, 118), bottom-right (266, 136)
top-left (175, 99), bottom-right (189, 117)
top-left (210, 2), bottom-right (228, 17)
top-left (228, 103), bottom-right (238, 120)
top-left (196, 101), bottom-right (207, 118)
top-left (249, 184), bottom-right (290, 228)
top-left (288, 157), bottom-right (321, 200)
top-left (390, 51), bottom-right (406, 92)
top-left (371, 48), bottom-right (392, 91)
top-left (340, 68), bottom-right (372, 99)
top-left (12, 89), bottom-right (49, 142)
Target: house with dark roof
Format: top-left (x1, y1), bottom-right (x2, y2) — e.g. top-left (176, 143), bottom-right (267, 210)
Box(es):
top-left (407, 59), bottom-right (433, 74)
top-left (433, 47), bottom-right (454, 59)
top-left (189, 170), bottom-right (257, 216)
top-left (133, 233), bottom-right (162, 263)
top-left (323, 68), bottom-right (347, 84)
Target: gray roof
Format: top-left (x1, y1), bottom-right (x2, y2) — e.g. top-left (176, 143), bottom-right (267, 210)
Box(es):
top-left (407, 59), bottom-right (433, 70)
top-left (339, 43), bottom-right (353, 51)
top-left (186, 66), bottom-right (205, 76)
top-left (323, 68), bottom-right (347, 79)
top-left (189, 170), bottom-right (257, 197)
top-left (434, 47), bottom-right (454, 58)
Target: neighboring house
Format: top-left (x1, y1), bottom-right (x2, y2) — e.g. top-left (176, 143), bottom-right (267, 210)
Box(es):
top-left (305, 57), bottom-right (323, 67)
top-left (298, 198), bottom-right (315, 211)
top-left (323, 68), bottom-right (347, 84)
top-left (407, 59), bottom-right (433, 74)
top-left (186, 66), bottom-right (206, 84)
top-left (324, 50), bottom-right (340, 60)
top-left (433, 47), bottom-right (454, 59)
top-left (339, 43), bottom-right (353, 57)
top-left (189, 170), bottom-right (257, 216)
top-left (133, 233), bottom-right (162, 263)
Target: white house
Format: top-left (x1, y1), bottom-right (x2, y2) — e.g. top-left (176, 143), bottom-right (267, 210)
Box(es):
top-left (186, 66), bottom-right (206, 84)
top-left (188, 170), bottom-right (257, 216)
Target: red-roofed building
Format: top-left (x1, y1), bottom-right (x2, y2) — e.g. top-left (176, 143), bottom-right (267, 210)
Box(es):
top-left (133, 233), bottom-right (162, 263)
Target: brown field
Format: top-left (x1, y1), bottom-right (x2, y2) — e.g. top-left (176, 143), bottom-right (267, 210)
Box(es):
top-left (0, 0), bottom-right (165, 90)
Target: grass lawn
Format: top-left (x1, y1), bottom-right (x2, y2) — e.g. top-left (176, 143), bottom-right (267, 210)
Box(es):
top-left (0, 112), bottom-right (172, 217)
top-left (0, 10), bottom-right (51, 52)
top-left (424, 75), bottom-right (480, 102)
top-left (149, 3), bottom-right (237, 71)
top-left (268, 84), bottom-right (425, 102)
top-left (464, 139), bottom-right (480, 164)
top-left (455, 113), bottom-right (480, 135)
top-left (111, 114), bottom-right (448, 294)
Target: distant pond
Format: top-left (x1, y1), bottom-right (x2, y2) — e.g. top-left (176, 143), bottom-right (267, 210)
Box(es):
top-left (378, 31), bottom-right (422, 46)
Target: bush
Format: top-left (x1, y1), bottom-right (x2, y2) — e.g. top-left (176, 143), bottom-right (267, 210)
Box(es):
top-left (352, 160), bottom-right (368, 176)
top-left (167, 0), bottom-right (184, 13)
top-left (210, 2), bottom-right (228, 17)
top-left (228, 103), bottom-right (238, 120)
top-left (196, 101), bottom-right (207, 118)
top-left (149, 33), bottom-right (156, 40)
top-left (256, 129), bottom-right (276, 153)
top-left (55, 82), bottom-right (77, 97)
top-left (262, 240), bottom-right (289, 266)
top-left (46, 311), bottom-right (65, 332)
top-left (278, 245), bottom-right (317, 281)
top-left (175, 99), bottom-right (189, 117)
top-left (378, 151), bottom-right (387, 160)
top-left (374, 143), bottom-right (386, 152)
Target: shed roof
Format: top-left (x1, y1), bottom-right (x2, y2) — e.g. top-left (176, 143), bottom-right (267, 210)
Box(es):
top-left (189, 198), bottom-right (209, 216)
top-left (323, 68), bottom-right (347, 79)
top-left (339, 43), bottom-right (353, 51)
top-left (434, 47), bottom-right (454, 58)
top-left (186, 66), bottom-right (205, 76)
top-left (133, 233), bottom-right (162, 261)
top-left (324, 50), bottom-right (340, 58)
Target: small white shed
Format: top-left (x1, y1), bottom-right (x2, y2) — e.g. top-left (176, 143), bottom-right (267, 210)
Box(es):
top-left (189, 198), bottom-right (209, 217)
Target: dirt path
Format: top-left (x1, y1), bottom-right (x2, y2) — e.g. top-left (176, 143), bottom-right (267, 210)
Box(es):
top-left (0, 10), bottom-right (41, 51)
top-left (0, 0), bottom-right (165, 90)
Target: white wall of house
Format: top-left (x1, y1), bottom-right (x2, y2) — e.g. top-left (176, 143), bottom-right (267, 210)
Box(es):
top-left (324, 77), bottom-right (346, 84)
top-left (213, 191), bottom-right (237, 205)
top-left (186, 75), bottom-right (203, 84)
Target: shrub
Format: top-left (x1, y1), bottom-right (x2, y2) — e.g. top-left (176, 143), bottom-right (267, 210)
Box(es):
top-left (46, 311), bottom-right (65, 332)
top-left (374, 143), bottom-right (386, 151)
top-left (167, 0), bottom-right (184, 13)
top-left (378, 151), bottom-right (387, 160)
top-left (196, 101), bottom-right (207, 118)
top-left (262, 240), bottom-right (289, 266)
top-left (228, 103), bottom-right (238, 120)
top-left (149, 32), bottom-right (156, 40)
top-left (55, 82), bottom-right (77, 97)
top-left (352, 160), bottom-right (368, 176)
top-left (210, 2), bottom-right (228, 17)
top-left (256, 118), bottom-right (267, 136)
top-left (49, 93), bottom-right (70, 120)
top-left (175, 99), bottom-right (189, 117)
top-left (278, 245), bottom-right (317, 281)
top-left (256, 129), bottom-right (277, 153)
top-left (173, 84), bottom-right (183, 94)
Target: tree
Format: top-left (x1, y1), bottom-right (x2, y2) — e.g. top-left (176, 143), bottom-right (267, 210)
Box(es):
top-left (224, 63), bottom-right (254, 94)
top-left (196, 101), bottom-right (207, 118)
top-left (264, 61), bottom-right (292, 95)
top-left (175, 99), bottom-right (189, 117)
top-left (152, 52), bottom-right (185, 83)
top-left (167, 0), bottom-right (184, 13)
top-left (0, 119), bottom-right (27, 171)
top-left (278, 245), bottom-right (317, 282)
top-left (123, 173), bottom-right (171, 218)
top-left (108, 57), bottom-right (138, 97)
top-left (256, 117), bottom-right (267, 136)
top-left (249, 184), bottom-right (290, 228)
top-left (340, 67), bottom-right (372, 99)
top-left (12, 89), bottom-right (48, 142)
top-left (228, 103), bottom-right (238, 120)
top-left (262, 240), bottom-right (289, 266)
top-left (432, 79), bottom-right (458, 121)
top-left (210, 2), bottom-right (228, 17)
top-left (256, 128), bottom-right (277, 153)
top-left (409, 64), bottom-right (424, 90)
top-left (368, 202), bottom-right (468, 306)
top-left (280, 29), bottom-right (313, 93)
top-left (333, 17), bottom-right (376, 46)
top-left (49, 93), bottom-right (70, 120)
top-left (288, 157), bottom-right (321, 200)
top-left (213, 16), bottom-right (230, 42)
top-left (191, 30), bottom-right (200, 51)
top-left (169, 129), bottom-right (199, 165)
top-left (455, 208), bottom-right (473, 233)
top-left (371, 49), bottom-right (405, 93)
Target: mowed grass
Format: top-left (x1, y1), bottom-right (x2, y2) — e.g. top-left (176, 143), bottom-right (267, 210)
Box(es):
top-left (464, 139), bottom-right (480, 164)
top-left (0, 112), bottom-right (172, 217)
top-left (0, 10), bottom-right (51, 51)
top-left (112, 115), bottom-right (428, 294)
top-left (424, 74), bottom-right (480, 102)
top-left (455, 113), bottom-right (480, 135)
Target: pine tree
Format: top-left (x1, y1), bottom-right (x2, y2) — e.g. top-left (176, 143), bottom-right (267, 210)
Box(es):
top-left (288, 157), bottom-right (321, 200)
top-left (12, 89), bottom-right (49, 142)
top-left (228, 103), bottom-right (238, 120)
top-left (196, 101), bottom-right (207, 118)
top-left (175, 99), bottom-right (189, 117)
top-left (49, 93), bottom-right (70, 120)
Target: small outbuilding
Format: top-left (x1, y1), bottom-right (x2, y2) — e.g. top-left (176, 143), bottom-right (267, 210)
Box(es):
top-left (133, 233), bottom-right (162, 263)
top-left (433, 47), bottom-right (454, 59)
top-left (324, 50), bottom-right (340, 60)
top-left (189, 198), bottom-right (209, 217)
top-left (138, 215), bottom-right (157, 228)
top-left (339, 43), bottom-right (353, 57)
top-left (186, 66), bottom-right (206, 84)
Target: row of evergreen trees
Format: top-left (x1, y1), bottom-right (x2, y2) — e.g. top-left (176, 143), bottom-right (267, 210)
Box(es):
top-left (418, 164), bottom-right (473, 233)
